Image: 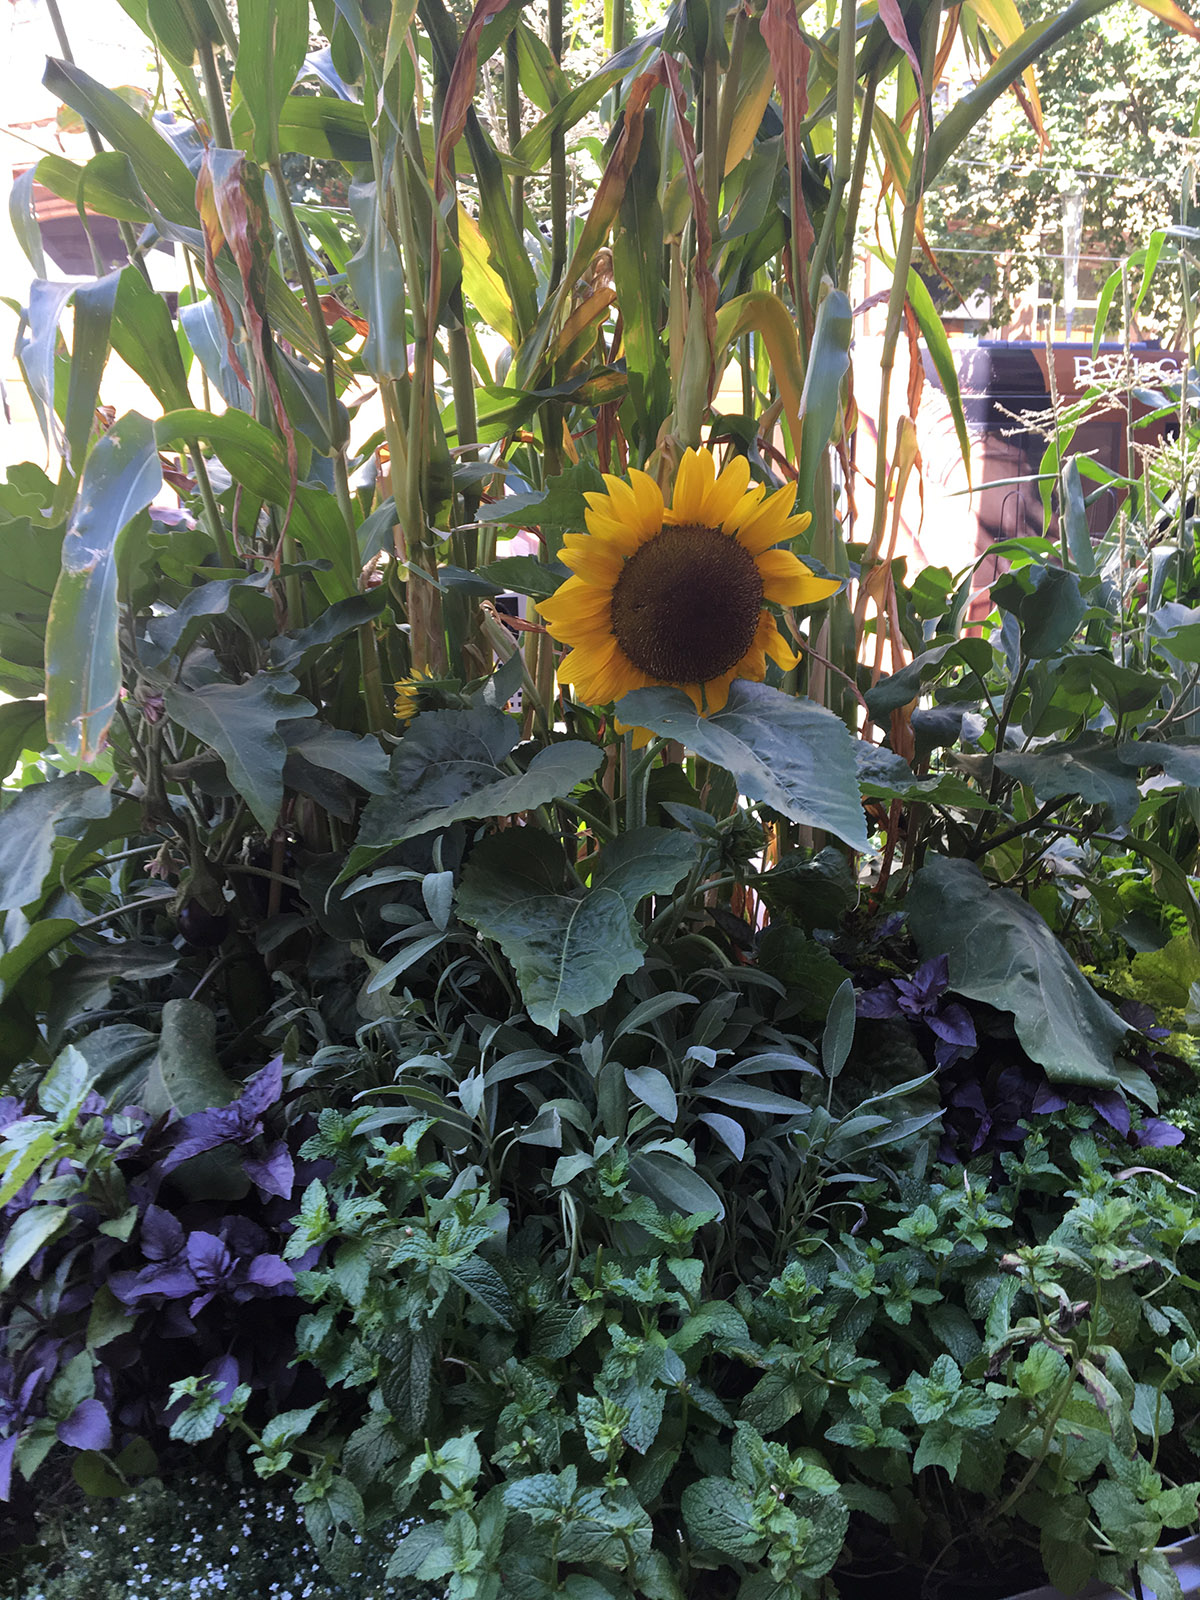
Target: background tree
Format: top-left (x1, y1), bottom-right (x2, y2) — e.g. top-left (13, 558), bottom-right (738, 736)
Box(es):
top-left (924, 0), bottom-right (1200, 339)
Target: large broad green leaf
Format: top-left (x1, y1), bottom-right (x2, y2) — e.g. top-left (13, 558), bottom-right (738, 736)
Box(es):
top-left (1121, 737), bottom-right (1200, 788)
top-left (992, 565), bottom-right (1085, 658)
top-left (0, 774), bottom-right (112, 916)
top-left (147, 998), bottom-right (237, 1115)
top-left (46, 413), bottom-right (162, 760)
top-left (162, 671), bottom-right (315, 832)
top-left (235, 0), bottom-right (310, 164)
top-left (0, 701), bottom-right (47, 783)
top-left (1147, 602), bottom-right (1200, 665)
top-left (796, 289), bottom-right (852, 513)
top-left (995, 736), bottom-right (1144, 825)
top-left (616, 683), bottom-right (868, 851)
top-left (906, 268), bottom-right (971, 487)
top-left (613, 106), bottom-right (669, 446)
top-left (42, 58), bottom-right (198, 226)
top-left (110, 266), bottom-right (192, 413)
top-left (346, 181), bottom-right (409, 381)
top-left (864, 638), bottom-right (993, 719)
top-left (906, 856), bottom-right (1136, 1097)
top-left (456, 827), bottom-right (697, 1032)
top-left (64, 272), bottom-right (120, 475)
top-left (349, 708), bottom-right (601, 870)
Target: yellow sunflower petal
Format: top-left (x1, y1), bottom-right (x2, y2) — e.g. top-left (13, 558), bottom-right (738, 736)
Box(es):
top-left (557, 636), bottom-right (621, 695)
top-left (760, 612), bottom-right (799, 670)
top-left (732, 486), bottom-right (802, 552)
top-left (702, 673), bottom-right (737, 713)
top-left (589, 650), bottom-right (647, 704)
top-left (667, 448), bottom-right (717, 523)
top-left (599, 470), bottom-right (664, 537)
top-left (757, 549), bottom-right (841, 607)
top-left (582, 500), bottom-right (646, 553)
top-left (538, 580), bottom-right (613, 630)
top-left (559, 542), bottom-right (624, 587)
top-left (705, 453), bottom-right (756, 526)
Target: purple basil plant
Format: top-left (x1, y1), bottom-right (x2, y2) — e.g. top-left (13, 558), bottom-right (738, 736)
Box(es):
top-left (0, 1057), bottom-right (323, 1533)
top-left (857, 955), bottom-right (978, 1069)
top-left (856, 957), bottom-right (1182, 1164)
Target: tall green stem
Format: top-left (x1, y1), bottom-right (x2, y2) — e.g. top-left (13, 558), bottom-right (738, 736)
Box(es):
top-left (269, 158), bottom-right (387, 731)
top-left (504, 32), bottom-right (525, 235)
top-left (809, 0), bottom-right (857, 306)
top-left (548, 0), bottom-right (567, 294)
top-left (197, 37), bottom-right (235, 151)
top-left (839, 73), bottom-right (878, 292)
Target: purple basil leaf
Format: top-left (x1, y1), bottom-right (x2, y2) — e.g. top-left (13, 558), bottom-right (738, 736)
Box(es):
top-left (160, 1106), bottom-right (243, 1172)
top-left (244, 1140), bottom-right (295, 1201)
top-left (239, 1056), bottom-right (283, 1120)
top-left (187, 1232), bottom-right (234, 1287)
top-left (927, 1003), bottom-right (977, 1050)
top-left (1091, 1091), bottom-right (1131, 1139)
top-left (856, 984), bottom-right (902, 1019)
top-left (0, 1435), bottom-right (16, 1501)
top-left (57, 1398), bottom-right (112, 1451)
top-left (206, 1354), bottom-right (241, 1405)
top-left (141, 1205), bottom-right (186, 1262)
top-left (1031, 1084), bottom-right (1069, 1115)
top-left (221, 1216), bottom-right (269, 1256)
top-left (900, 954), bottom-right (950, 1012)
top-left (244, 1254), bottom-right (294, 1292)
top-left (1137, 1117), bottom-right (1186, 1148)
top-left (110, 1260), bottom-right (199, 1303)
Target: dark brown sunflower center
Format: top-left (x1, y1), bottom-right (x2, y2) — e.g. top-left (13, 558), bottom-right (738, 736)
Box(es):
top-left (610, 523), bottom-right (763, 684)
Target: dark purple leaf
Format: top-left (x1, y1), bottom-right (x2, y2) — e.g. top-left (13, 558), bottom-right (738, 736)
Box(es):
top-left (220, 1216), bottom-right (269, 1256)
top-left (110, 1261), bottom-right (199, 1303)
top-left (206, 1354), bottom-right (240, 1405)
top-left (57, 1398), bottom-right (112, 1451)
top-left (244, 1254), bottom-right (293, 1291)
top-left (927, 1003), bottom-right (977, 1050)
top-left (142, 1205), bottom-right (186, 1261)
top-left (1031, 1084), bottom-right (1069, 1115)
top-left (239, 1056), bottom-right (283, 1119)
top-left (1091, 1091), bottom-right (1131, 1139)
top-left (857, 984), bottom-right (902, 1019)
top-left (186, 1232), bottom-right (233, 1287)
top-left (1137, 1117), bottom-right (1186, 1148)
top-left (244, 1140), bottom-right (294, 1200)
top-left (0, 1435), bottom-right (16, 1501)
top-left (896, 954), bottom-right (950, 1013)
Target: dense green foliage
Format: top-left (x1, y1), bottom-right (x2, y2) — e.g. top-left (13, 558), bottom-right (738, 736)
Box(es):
top-left (5, 0), bottom-right (1200, 1594)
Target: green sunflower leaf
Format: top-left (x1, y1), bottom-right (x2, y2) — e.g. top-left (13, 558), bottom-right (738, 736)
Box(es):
top-left (346, 708), bottom-right (602, 876)
top-left (617, 682), bottom-right (868, 850)
top-left (456, 827), bottom-right (697, 1032)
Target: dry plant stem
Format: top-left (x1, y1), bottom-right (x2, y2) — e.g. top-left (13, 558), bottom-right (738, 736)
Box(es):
top-left (868, 9), bottom-right (938, 558)
top-left (269, 158), bottom-right (387, 731)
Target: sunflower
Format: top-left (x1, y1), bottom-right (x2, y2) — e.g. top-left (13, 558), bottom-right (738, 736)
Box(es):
top-left (538, 447), bottom-right (840, 716)
top-left (393, 666), bottom-right (438, 724)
